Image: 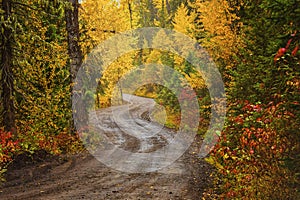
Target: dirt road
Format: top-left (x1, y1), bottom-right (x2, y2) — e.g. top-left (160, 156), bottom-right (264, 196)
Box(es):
top-left (0, 95), bottom-right (214, 199)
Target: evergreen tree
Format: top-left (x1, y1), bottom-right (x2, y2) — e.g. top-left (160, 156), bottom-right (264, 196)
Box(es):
top-left (0, 0), bottom-right (17, 133)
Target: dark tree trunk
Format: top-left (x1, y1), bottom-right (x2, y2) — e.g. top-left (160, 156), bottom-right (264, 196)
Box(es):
top-left (127, 0), bottom-right (133, 29)
top-left (148, 0), bottom-right (155, 25)
top-left (1, 0), bottom-right (16, 133)
top-left (65, 0), bottom-right (86, 133)
top-left (65, 0), bottom-right (82, 82)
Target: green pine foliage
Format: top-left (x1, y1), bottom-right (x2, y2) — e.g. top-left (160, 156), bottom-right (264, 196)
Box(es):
top-left (0, 1), bottom-right (298, 197)
top-left (205, 0), bottom-right (300, 198)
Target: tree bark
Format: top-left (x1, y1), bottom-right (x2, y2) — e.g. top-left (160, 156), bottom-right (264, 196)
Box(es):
top-left (65, 0), bottom-right (86, 133)
top-left (1, 0), bottom-right (16, 133)
top-left (65, 0), bottom-right (82, 82)
top-left (127, 0), bottom-right (133, 29)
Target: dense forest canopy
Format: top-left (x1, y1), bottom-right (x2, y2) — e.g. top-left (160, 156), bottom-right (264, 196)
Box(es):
top-left (0, 0), bottom-right (299, 198)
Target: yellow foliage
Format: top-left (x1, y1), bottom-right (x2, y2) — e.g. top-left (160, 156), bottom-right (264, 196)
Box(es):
top-left (80, 0), bottom-right (140, 107)
top-left (172, 3), bottom-right (196, 37)
top-left (146, 49), bottom-right (162, 63)
top-left (195, 0), bottom-right (244, 64)
top-left (98, 52), bottom-right (137, 107)
top-left (80, 0), bottom-right (132, 53)
top-left (15, 2), bottom-right (70, 136)
top-left (153, 0), bottom-right (170, 27)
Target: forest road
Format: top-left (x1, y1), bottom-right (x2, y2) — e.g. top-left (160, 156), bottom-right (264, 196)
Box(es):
top-left (0, 94), bottom-right (213, 200)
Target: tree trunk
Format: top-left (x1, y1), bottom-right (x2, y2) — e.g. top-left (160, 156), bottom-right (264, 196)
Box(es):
top-left (1, 0), bottom-right (16, 133)
top-left (65, 0), bottom-right (82, 82)
top-left (165, 0), bottom-right (171, 15)
top-left (65, 0), bottom-right (86, 133)
top-left (127, 0), bottom-right (133, 29)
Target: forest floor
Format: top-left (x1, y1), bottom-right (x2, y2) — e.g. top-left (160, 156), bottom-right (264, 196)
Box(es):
top-left (0, 136), bottom-right (215, 200)
top-left (0, 95), bottom-right (216, 199)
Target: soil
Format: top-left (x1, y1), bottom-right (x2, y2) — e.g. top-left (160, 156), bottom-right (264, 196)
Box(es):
top-left (0, 95), bottom-right (215, 199)
top-left (0, 135), bottom-right (214, 200)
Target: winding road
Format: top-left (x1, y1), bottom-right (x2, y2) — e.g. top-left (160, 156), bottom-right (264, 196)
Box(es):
top-left (0, 94), bottom-right (213, 199)
top-left (91, 94), bottom-right (172, 153)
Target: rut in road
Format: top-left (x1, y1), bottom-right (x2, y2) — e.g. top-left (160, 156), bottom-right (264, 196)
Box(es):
top-left (91, 95), bottom-right (175, 152)
top-left (0, 94), bottom-right (214, 200)
top-left (89, 94), bottom-right (198, 173)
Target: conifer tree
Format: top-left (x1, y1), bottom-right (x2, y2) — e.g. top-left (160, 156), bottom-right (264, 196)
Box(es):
top-left (0, 0), bottom-right (16, 133)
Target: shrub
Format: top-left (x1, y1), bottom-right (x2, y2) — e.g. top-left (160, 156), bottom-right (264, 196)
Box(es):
top-left (208, 101), bottom-right (299, 199)
top-left (0, 130), bottom-right (20, 180)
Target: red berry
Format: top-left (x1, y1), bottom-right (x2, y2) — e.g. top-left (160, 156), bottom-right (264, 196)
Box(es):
top-left (279, 48), bottom-right (286, 54)
top-left (274, 48), bottom-right (287, 63)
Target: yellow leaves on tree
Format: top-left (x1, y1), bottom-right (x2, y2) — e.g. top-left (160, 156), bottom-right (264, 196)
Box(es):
top-left (196, 0), bottom-right (244, 66)
top-left (172, 3), bottom-right (196, 37)
top-left (80, 0), bottom-right (131, 45)
top-left (153, 0), bottom-right (170, 27)
top-left (15, 1), bottom-right (70, 139)
top-left (80, 0), bottom-right (139, 107)
top-left (99, 52), bottom-right (136, 107)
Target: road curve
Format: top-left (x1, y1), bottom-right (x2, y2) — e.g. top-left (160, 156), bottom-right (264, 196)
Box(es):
top-left (88, 94), bottom-right (187, 173)
top-left (0, 94), bottom-right (214, 200)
